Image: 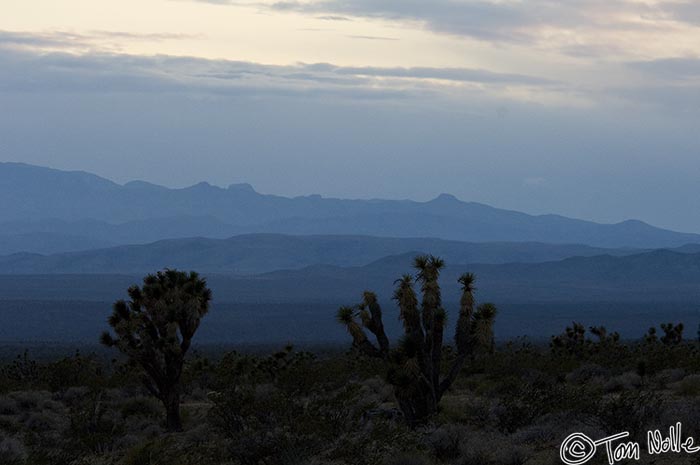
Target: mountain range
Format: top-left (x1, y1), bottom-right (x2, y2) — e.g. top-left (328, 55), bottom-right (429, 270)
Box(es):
top-left (2, 162), bottom-right (700, 251)
top-left (1, 241), bottom-right (699, 303)
top-left (1, 248), bottom-right (699, 342)
top-left (2, 161), bottom-right (700, 343)
top-left (0, 233), bottom-right (658, 275)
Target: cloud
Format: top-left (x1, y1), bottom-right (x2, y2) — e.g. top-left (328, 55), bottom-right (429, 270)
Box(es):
top-left (0, 29), bottom-right (198, 54)
top-left (269, 0), bottom-right (547, 43)
top-left (606, 83), bottom-right (700, 114)
top-left (0, 30), bottom-right (89, 49)
top-left (316, 15), bottom-right (351, 21)
top-left (190, 0), bottom-right (600, 39)
top-left (2, 29), bottom-right (699, 116)
top-left (346, 35), bottom-right (398, 41)
top-left (302, 62), bottom-right (559, 86)
top-left (189, 0), bottom-right (700, 60)
top-left (0, 32), bottom-right (560, 103)
top-left (627, 57), bottom-right (700, 81)
top-left (663, 1), bottom-right (700, 26)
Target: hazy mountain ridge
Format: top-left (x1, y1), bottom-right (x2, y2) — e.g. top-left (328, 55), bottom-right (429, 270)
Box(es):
top-left (0, 232), bottom-right (114, 255)
top-left (0, 233), bottom-right (665, 275)
top-left (2, 162), bottom-right (700, 249)
top-left (2, 248), bottom-right (699, 342)
top-left (241, 248), bottom-right (700, 301)
top-left (1, 249), bottom-right (699, 304)
top-left (0, 216), bottom-right (240, 254)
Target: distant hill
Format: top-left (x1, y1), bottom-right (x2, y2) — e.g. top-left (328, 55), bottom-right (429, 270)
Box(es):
top-left (0, 217), bottom-right (239, 254)
top-left (2, 162), bottom-right (700, 249)
top-left (0, 232), bottom-right (114, 255)
top-left (0, 233), bottom-right (651, 274)
top-left (218, 249), bottom-right (700, 304)
top-left (1, 248), bottom-right (699, 304)
top-left (1, 249), bottom-right (700, 343)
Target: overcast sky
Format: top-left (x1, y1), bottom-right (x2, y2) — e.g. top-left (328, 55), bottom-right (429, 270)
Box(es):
top-left (1, 0), bottom-right (699, 231)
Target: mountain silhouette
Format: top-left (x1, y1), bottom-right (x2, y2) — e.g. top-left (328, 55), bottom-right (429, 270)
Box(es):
top-left (0, 233), bottom-right (650, 274)
top-left (2, 161), bottom-right (700, 249)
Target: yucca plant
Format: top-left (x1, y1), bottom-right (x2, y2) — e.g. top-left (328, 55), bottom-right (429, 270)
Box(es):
top-left (589, 325), bottom-right (620, 345)
top-left (550, 322), bottom-right (587, 355)
top-left (337, 255), bottom-right (497, 427)
top-left (101, 269), bottom-right (211, 431)
top-left (660, 322), bottom-right (684, 346)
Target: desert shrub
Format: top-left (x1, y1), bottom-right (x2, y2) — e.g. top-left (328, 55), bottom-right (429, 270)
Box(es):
top-left (0, 351), bottom-right (39, 392)
top-left (211, 346), bottom-right (318, 390)
top-left (9, 390), bottom-right (52, 410)
top-left (0, 351), bottom-right (108, 394)
top-left (122, 436), bottom-right (222, 465)
top-left (652, 368), bottom-right (685, 388)
top-left (438, 394), bottom-right (491, 426)
top-left (209, 380), bottom-right (371, 465)
top-left (565, 364), bottom-right (610, 385)
top-left (431, 428), bottom-right (531, 465)
top-left (603, 371), bottom-right (642, 392)
top-left (22, 436), bottom-right (78, 465)
top-left (674, 374), bottom-right (700, 396)
top-left (362, 376), bottom-right (395, 403)
top-left (493, 380), bottom-right (595, 433)
top-left (181, 352), bottom-right (216, 396)
top-left (426, 424), bottom-right (468, 460)
top-left (327, 417), bottom-right (421, 465)
top-left (0, 434), bottom-right (27, 465)
top-left (59, 386), bottom-right (91, 406)
top-left (383, 454), bottom-right (431, 465)
top-left (66, 389), bottom-right (124, 455)
top-left (511, 413), bottom-right (567, 448)
top-left (25, 411), bottom-right (63, 432)
top-left (5, 338), bottom-right (700, 465)
top-left (596, 390), bottom-right (662, 438)
top-left (43, 352), bottom-right (105, 392)
top-left (120, 396), bottom-right (162, 419)
top-left (659, 399), bottom-right (700, 439)
top-left (0, 414), bottom-right (21, 434)
top-left (0, 396), bottom-right (18, 415)
top-left (633, 343), bottom-right (700, 375)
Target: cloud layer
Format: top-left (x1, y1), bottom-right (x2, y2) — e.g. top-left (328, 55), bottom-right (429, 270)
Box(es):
top-left (0, 32), bottom-right (564, 103)
top-left (198, 0), bottom-right (700, 58)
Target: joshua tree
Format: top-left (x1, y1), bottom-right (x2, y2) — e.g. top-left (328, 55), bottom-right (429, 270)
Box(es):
top-left (551, 322), bottom-right (587, 354)
top-left (644, 327), bottom-right (658, 344)
top-left (645, 323), bottom-right (684, 346)
top-left (337, 255), bottom-right (497, 427)
top-left (660, 322), bottom-right (684, 346)
top-left (589, 326), bottom-right (620, 345)
top-left (101, 269), bottom-right (211, 432)
top-left (551, 324), bottom-right (620, 355)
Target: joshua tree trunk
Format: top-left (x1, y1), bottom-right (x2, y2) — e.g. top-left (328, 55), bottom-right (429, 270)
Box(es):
top-left (164, 387), bottom-right (183, 432)
top-left (395, 382), bottom-right (438, 428)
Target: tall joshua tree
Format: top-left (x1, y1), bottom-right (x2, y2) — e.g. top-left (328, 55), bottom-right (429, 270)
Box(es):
top-left (101, 269), bottom-right (211, 432)
top-left (338, 255), bottom-right (497, 427)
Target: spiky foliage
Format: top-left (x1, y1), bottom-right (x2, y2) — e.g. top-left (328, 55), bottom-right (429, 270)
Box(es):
top-left (550, 322), bottom-right (587, 355)
top-left (660, 322), bottom-right (684, 346)
top-left (100, 269), bottom-right (211, 431)
top-left (589, 326), bottom-right (620, 345)
top-left (643, 323), bottom-right (684, 346)
top-left (337, 255), bottom-right (497, 427)
top-left (645, 327), bottom-right (658, 344)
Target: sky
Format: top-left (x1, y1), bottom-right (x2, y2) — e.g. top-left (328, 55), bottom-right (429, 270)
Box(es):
top-left (1, 0), bottom-right (699, 231)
